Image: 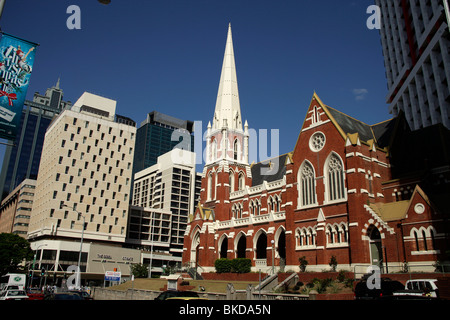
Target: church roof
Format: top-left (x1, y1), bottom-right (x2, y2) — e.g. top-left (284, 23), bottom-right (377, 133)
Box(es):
top-left (251, 153), bottom-right (288, 187)
top-left (323, 104), bottom-right (396, 149)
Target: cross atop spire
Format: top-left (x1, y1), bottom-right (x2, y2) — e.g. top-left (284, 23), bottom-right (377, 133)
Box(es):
top-left (212, 23), bottom-right (243, 132)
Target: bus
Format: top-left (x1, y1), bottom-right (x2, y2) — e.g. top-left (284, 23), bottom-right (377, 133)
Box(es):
top-left (0, 273), bottom-right (26, 292)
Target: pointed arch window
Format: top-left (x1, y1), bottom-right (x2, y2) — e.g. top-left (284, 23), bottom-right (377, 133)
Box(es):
top-left (207, 172), bottom-right (214, 201)
top-left (229, 171), bottom-right (235, 193)
top-left (211, 139), bottom-right (217, 162)
top-left (326, 153), bottom-right (346, 201)
top-left (238, 172), bottom-right (245, 190)
top-left (234, 139), bottom-right (239, 160)
top-left (255, 199), bottom-right (261, 215)
top-left (299, 161), bottom-right (316, 207)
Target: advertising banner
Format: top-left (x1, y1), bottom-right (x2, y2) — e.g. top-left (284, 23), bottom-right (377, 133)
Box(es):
top-left (0, 33), bottom-right (38, 140)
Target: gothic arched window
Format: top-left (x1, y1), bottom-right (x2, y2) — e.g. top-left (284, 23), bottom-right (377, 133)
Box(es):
top-left (326, 153), bottom-right (345, 201)
top-left (299, 161), bottom-right (316, 206)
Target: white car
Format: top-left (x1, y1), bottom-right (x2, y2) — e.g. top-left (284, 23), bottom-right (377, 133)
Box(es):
top-left (393, 279), bottom-right (439, 298)
top-left (0, 290), bottom-right (29, 300)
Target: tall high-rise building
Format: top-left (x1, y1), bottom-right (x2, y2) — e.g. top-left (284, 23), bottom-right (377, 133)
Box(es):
top-left (0, 80), bottom-right (72, 199)
top-left (376, 0), bottom-right (450, 130)
top-left (133, 111), bottom-right (194, 174)
top-left (28, 92), bottom-right (136, 247)
top-left (131, 149), bottom-right (201, 260)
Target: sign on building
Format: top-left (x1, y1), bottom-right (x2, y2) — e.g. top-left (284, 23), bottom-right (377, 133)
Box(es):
top-left (104, 271), bottom-right (121, 282)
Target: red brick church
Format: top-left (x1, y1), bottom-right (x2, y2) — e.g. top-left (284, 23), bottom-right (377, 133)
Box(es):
top-left (182, 25), bottom-right (450, 275)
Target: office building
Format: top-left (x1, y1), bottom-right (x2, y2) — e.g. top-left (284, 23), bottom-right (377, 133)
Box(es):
top-left (28, 92), bottom-right (136, 246)
top-left (376, 0), bottom-right (450, 130)
top-left (133, 111), bottom-right (194, 174)
top-left (0, 80), bottom-right (71, 199)
top-left (131, 149), bottom-right (201, 260)
top-left (0, 179), bottom-right (36, 237)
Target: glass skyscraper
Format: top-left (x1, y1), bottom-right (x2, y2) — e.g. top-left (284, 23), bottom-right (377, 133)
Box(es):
top-left (0, 80), bottom-right (72, 199)
top-left (133, 111), bottom-right (194, 175)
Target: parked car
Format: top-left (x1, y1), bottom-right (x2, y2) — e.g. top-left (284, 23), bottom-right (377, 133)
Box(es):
top-left (44, 292), bottom-right (83, 300)
top-left (0, 290), bottom-right (29, 300)
top-left (155, 290), bottom-right (200, 300)
top-left (393, 279), bottom-right (439, 298)
top-left (355, 277), bottom-right (404, 300)
top-left (27, 289), bottom-right (45, 300)
top-left (70, 290), bottom-right (93, 300)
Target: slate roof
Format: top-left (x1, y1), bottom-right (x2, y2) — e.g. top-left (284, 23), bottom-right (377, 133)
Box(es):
top-left (324, 105), bottom-right (396, 149)
top-left (251, 153), bottom-right (288, 187)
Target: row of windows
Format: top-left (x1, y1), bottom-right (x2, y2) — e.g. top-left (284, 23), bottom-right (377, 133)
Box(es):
top-left (210, 138), bottom-right (241, 162)
top-left (298, 152), bottom-right (346, 207)
top-left (231, 195), bottom-right (282, 219)
top-left (295, 223), bottom-right (349, 248)
top-left (207, 170), bottom-right (246, 201)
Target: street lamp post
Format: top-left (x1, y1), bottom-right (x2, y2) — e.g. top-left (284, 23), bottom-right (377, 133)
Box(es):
top-left (62, 202), bottom-right (85, 289)
top-left (271, 239), bottom-right (275, 275)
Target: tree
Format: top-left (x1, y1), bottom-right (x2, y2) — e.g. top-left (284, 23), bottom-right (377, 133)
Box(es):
top-left (299, 256), bottom-right (308, 272)
top-left (131, 263), bottom-right (149, 278)
top-left (0, 233), bottom-right (33, 276)
top-left (329, 255), bottom-right (338, 272)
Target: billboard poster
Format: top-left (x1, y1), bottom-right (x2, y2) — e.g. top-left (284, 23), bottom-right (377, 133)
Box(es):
top-left (0, 33), bottom-right (38, 141)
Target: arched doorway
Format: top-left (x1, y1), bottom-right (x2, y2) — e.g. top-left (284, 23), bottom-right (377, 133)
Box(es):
top-left (256, 232), bottom-right (267, 259)
top-left (277, 230), bottom-right (286, 260)
top-left (236, 234), bottom-right (246, 258)
top-left (219, 235), bottom-right (228, 259)
top-left (368, 225), bottom-right (382, 268)
top-left (191, 230), bottom-right (201, 268)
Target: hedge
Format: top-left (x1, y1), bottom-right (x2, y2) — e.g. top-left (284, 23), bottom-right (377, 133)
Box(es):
top-left (214, 258), bottom-right (252, 274)
top-left (215, 258), bottom-right (232, 273)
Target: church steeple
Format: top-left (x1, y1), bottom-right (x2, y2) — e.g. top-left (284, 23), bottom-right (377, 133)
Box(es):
top-left (212, 23), bottom-right (243, 132)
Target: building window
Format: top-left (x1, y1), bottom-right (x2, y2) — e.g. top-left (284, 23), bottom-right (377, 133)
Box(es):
top-left (211, 139), bottom-right (217, 162)
top-left (326, 153), bottom-right (346, 202)
top-left (234, 139), bottom-right (239, 160)
top-left (207, 172), bottom-right (213, 201)
top-left (229, 171), bottom-right (235, 193)
top-left (298, 161), bottom-right (316, 207)
top-left (238, 172), bottom-right (245, 191)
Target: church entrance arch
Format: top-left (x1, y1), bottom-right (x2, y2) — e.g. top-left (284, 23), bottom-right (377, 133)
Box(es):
top-left (255, 231), bottom-right (268, 259)
top-left (368, 225), bottom-right (382, 268)
top-left (277, 229), bottom-right (286, 260)
top-left (219, 235), bottom-right (228, 259)
top-left (191, 230), bottom-right (201, 268)
top-left (236, 233), bottom-right (246, 258)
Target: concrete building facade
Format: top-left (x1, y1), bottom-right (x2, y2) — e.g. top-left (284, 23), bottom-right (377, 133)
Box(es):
top-left (376, 0), bottom-right (450, 130)
top-left (28, 92), bottom-right (136, 245)
top-left (0, 179), bottom-right (36, 237)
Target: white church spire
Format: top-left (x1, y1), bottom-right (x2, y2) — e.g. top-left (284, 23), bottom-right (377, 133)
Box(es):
top-left (212, 23), bottom-right (243, 132)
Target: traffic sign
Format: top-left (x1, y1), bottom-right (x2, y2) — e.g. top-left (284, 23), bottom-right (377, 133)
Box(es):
top-left (105, 271), bottom-right (121, 282)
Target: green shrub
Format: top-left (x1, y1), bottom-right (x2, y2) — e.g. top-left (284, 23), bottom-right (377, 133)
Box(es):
top-left (231, 258), bottom-right (252, 273)
top-left (214, 258), bottom-right (232, 273)
top-left (299, 256), bottom-right (308, 272)
top-left (329, 255), bottom-right (338, 272)
top-left (337, 270), bottom-right (346, 282)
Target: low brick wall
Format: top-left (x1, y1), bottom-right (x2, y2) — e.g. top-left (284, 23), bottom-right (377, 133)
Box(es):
top-left (278, 272), bottom-right (354, 284)
top-left (315, 293), bottom-right (355, 300)
top-left (201, 272), bottom-right (267, 282)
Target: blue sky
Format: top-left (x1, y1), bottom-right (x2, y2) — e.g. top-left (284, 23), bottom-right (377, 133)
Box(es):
top-left (0, 0), bottom-right (389, 169)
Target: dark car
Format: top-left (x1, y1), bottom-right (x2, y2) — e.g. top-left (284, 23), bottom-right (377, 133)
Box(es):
top-left (155, 290), bottom-right (200, 300)
top-left (355, 277), bottom-right (404, 300)
top-left (44, 292), bottom-right (83, 300)
top-left (70, 290), bottom-right (93, 300)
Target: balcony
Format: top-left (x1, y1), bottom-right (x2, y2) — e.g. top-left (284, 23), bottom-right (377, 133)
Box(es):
top-left (216, 211), bottom-right (285, 230)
